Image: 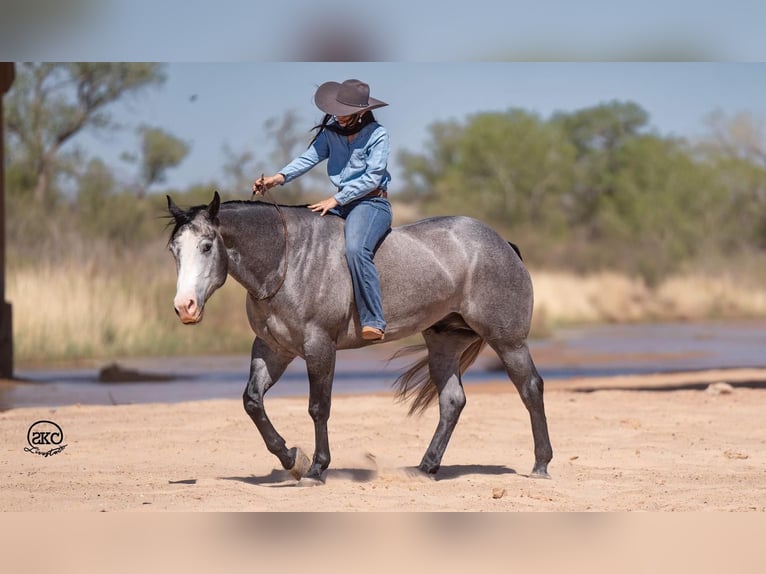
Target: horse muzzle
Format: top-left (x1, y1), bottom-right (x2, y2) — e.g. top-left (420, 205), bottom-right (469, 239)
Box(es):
top-left (174, 297), bottom-right (204, 324)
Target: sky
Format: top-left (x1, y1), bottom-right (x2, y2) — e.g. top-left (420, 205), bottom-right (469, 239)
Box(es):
top-left (76, 62), bottom-right (766, 193)
top-left (3, 1), bottom-right (766, 61)
top-left (4, 2), bottom-right (766, 194)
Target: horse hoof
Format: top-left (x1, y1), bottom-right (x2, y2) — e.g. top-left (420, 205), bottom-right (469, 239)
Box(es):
top-left (296, 477), bottom-right (325, 487)
top-left (406, 467), bottom-right (436, 481)
top-left (289, 447), bottom-right (311, 480)
top-left (530, 468), bottom-right (552, 479)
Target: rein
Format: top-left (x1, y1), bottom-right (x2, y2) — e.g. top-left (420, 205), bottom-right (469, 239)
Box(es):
top-left (251, 176), bottom-right (289, 300)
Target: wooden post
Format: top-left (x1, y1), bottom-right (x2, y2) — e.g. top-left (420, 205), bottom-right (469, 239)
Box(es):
top-left (0, 63), bottom-right (15, 378)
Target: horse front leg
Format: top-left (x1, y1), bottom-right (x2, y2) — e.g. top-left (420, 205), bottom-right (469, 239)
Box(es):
top-left (300, 336), bottom-right (337, 484)
top-left (242, 338), bottom-right (305, 475)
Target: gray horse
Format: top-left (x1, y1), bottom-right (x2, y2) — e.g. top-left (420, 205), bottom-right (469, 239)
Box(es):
top-left (166, 191), bottom-right (552, 484)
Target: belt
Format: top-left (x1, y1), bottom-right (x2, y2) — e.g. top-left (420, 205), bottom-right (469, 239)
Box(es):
top-left (365, 187), bottom-right (388, 199)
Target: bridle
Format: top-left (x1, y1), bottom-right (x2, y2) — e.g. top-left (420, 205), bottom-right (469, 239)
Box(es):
top-left (250, 175), bottom-right (289, 300)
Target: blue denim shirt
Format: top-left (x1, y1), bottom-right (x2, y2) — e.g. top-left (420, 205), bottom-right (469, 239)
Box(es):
top-left (279, 121), bottom-right (391, 206)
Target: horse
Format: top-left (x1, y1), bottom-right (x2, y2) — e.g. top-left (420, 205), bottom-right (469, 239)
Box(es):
top-left (166, 191), bottom-right (552, 484)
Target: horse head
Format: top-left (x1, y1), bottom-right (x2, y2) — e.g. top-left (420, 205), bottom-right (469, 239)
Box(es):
top-left (166, 191), bottom-right (228, 324)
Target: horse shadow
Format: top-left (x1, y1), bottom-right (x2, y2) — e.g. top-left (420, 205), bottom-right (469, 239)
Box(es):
top-left (170, 463), bottom-right (518, 489)
top-left (205, 463), bottom-right (517, 487)
top-left (216, 467), bottom-right (378, 487)
top-left (429, 464), bottom-right (517, 481)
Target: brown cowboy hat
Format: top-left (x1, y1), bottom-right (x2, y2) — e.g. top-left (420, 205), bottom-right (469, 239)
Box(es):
top-left (314, 79), bottom-right (388, 117)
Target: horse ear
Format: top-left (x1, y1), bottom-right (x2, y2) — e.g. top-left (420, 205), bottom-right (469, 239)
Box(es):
top-left (167, 195), bottom-right (184, 220)
top-left (208, 191), bottom-right (221, 219)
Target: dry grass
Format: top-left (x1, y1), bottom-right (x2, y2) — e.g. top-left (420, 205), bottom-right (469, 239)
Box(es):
top-left (7, 260), bottom-right (254, 364)
top-left (530, 269), bottom-right (766, 329)
top-left (8, 263), bottom-right (163, 360)
top-left (8, 257), bottom-right (766, 364)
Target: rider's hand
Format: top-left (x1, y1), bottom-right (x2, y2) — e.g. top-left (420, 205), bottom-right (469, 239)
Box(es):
top-left (253, 174), bottom-right (285, 195)
top-left (308, 196), bottom-right (339, 216)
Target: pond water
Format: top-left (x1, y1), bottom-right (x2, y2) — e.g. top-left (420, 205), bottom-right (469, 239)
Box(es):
top-left (4, 321), bottom-right (766, 410)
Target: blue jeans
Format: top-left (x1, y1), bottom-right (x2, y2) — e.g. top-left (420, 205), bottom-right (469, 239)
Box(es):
top-left (331, 196), bottom-right (392, 331)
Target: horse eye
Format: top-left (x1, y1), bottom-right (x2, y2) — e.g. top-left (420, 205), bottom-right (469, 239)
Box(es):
top-left (201, 242), bottom-right (213, 254)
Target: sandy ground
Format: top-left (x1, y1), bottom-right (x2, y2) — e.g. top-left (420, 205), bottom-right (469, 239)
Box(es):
top-left (1, 369), bottom-right (765, 512)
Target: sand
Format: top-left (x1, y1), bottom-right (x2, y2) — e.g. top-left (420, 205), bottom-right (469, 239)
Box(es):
top-left (1, 369), bottom-right (765, 512)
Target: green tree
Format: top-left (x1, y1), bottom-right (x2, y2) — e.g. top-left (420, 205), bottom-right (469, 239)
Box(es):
top-left (698, 110), bottom-right (766, 249)
top-left (222, 144), bottom-right (258, 194)
top-left (552, 101), bottom-right (651, 236)
top-left (5, 63), bottom-right (166, 204)
top-left (398, 119), bottom-right (466, 203)
top-left (554, 100), bottom-right (649, 157)
top-left (76, 158), bottom-right (117, 238)
top-left (263, 109), bottom-right (316, 203)
top-left (135, 124), bottom-right (190, 196)
top-left (398, 109), bottom-right (576, 234)
top-left (593, 134), bottom-right (719, 282)
top-left (222, 109), bottom-right (324, 203)
top-left (396, 100), bottom-right (748, 281)
top-left (75, 162), bottom-right (168, 249)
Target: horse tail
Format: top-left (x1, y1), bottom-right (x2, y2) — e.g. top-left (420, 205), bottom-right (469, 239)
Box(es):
top-left (391, 337), bottom-right (487, 416)
top-left (390, 344), bottom-right (430, 415)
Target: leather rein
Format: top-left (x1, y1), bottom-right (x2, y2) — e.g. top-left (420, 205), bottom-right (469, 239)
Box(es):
top-left (250, 176), bottom-right (289, 300)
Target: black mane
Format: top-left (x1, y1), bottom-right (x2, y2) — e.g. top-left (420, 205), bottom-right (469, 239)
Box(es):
top-left (222, 199), bottom-right (311, 209)
top-left (166, 203), bottom-right (211, 244)
top-left (167, 199), bottom-right (312, 244)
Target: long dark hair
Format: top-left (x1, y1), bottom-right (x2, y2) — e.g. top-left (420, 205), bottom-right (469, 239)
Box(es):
top-left (308, 111), bottom-right (377, 147)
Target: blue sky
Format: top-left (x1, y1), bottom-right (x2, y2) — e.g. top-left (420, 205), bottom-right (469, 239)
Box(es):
top-left (4, 1), bottom-right (766, 61)
top-left (79, 63), bottom-right (766, 193)
top-left (5, 2), bottom-right (766, 192)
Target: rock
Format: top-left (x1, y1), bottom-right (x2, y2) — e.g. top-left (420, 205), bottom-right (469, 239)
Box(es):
top-left (98, 363), bottom-right (174, 383)
top-left (723, 450), bottom-right (749, 460)
top-left (706, 382), bottom-right (734, 395)
top-left (492, 488), bottom-right (506, 499)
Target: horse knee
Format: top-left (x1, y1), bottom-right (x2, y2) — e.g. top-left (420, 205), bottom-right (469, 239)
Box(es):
top-left (242, 390), bottom-right (264, 416)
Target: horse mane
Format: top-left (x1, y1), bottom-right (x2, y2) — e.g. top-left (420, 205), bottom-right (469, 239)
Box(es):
top-left (222, 199), bottom-right (311, 209)
top-left (166, 199), bottom-right (313, 244)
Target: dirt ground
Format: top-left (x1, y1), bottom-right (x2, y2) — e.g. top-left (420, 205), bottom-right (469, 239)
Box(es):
top-left (1, 368), bottom-right (765, 511)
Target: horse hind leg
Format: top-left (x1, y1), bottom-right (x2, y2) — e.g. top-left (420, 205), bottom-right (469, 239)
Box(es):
top-left (491, 342), bottom-right (553, 478)
top-left (416, 326), bottom-right (482, 475)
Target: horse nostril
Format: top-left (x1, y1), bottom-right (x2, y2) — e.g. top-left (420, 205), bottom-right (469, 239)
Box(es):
top-left (174, 297), bottom-right (199, 320)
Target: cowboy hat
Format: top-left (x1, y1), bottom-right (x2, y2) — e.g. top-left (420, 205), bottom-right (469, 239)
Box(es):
top-left (314, 79), bottom-right (388, 117)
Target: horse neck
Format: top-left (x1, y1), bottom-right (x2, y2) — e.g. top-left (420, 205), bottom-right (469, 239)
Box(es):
top-left (218, 202), bottom-right (294, 296)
